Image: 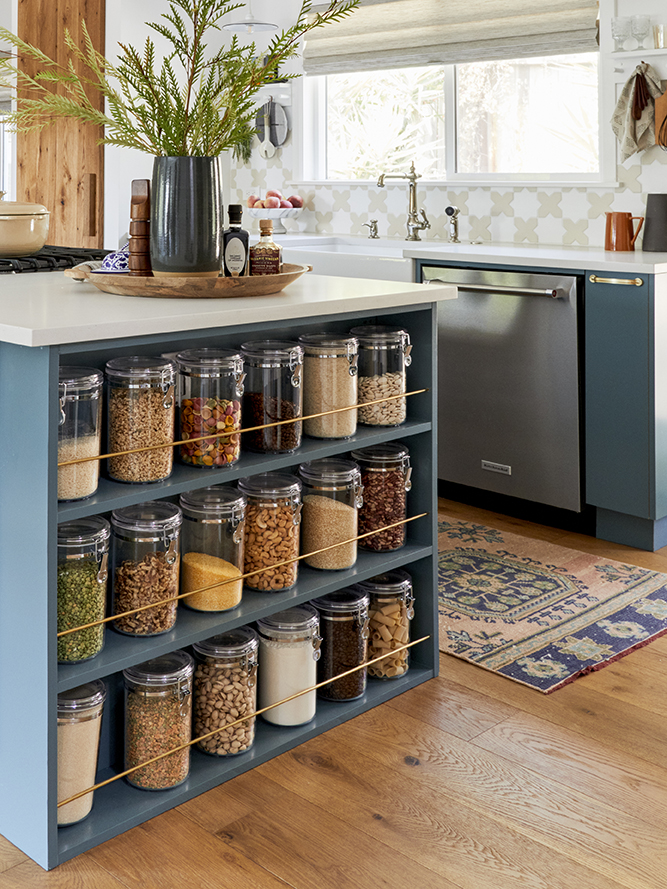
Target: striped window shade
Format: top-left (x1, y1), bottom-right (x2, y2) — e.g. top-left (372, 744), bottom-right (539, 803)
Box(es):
top-left (304, 0), bottom-right (599, 74)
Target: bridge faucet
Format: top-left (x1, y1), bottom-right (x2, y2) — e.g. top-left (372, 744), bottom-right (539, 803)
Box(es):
top-left (377, 161), bottom-right (430, 241)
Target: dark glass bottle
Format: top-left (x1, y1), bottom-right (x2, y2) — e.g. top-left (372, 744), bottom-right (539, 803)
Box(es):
top-left (222, 204), bottom-right (249, 277)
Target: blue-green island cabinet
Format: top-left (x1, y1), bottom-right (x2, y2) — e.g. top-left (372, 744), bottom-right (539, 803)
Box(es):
top-left (0, 274), bottom-right (450, 870)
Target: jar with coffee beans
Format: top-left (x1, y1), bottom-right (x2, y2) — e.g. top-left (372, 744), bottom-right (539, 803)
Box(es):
top-left (312, 588), bottom-right (369, 701)
top-left (240, 340), bottom-right (303, 453)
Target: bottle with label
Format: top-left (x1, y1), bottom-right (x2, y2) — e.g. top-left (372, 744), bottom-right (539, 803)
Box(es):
top-left (222, 204), bottom-right (249, 277)
top-left (250, 219), bottom-right (282, 275)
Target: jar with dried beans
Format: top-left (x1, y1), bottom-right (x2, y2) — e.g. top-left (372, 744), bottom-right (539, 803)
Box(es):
top-left (351, 442), bottom-right (412, 552)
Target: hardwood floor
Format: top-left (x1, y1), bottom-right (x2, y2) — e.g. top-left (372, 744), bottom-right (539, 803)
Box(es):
top-left (3, 496), bottom-right (667, 888)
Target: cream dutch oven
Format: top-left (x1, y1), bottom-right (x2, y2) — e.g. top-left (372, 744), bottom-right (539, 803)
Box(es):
top-left (0, 192), bottom-right (50, 256)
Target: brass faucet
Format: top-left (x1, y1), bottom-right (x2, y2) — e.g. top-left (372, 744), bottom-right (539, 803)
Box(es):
top-left (377, 161), bottom-right (430, 241)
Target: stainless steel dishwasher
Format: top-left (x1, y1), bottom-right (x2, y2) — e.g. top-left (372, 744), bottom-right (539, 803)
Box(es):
top-left (422, 265), bottom-right (582, 512)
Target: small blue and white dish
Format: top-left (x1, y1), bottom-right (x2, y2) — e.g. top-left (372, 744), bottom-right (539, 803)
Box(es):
top-left (91, 242), bottom-right (130, 274)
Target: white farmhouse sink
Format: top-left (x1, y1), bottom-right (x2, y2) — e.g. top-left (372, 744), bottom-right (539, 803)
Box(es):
top-left (281, 236), bottom-right (413, 282)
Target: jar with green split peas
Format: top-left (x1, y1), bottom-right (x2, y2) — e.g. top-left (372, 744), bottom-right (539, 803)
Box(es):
top-left (240, 340), bottom-right (303, 454)
top-left (123, 651), bottom-right (194, 790)
top-left (58, 366), bottom-right (104, 501)
top-left (312, 589), bottom-right (369, 701)
top-left (351, 442), bottom-right (412, 552)
top-left (110, 501), bottom-right (182, 636)
top-left (298, 333), bottom-right (358, 439)
top-left (349, 325), bottom-right (412, 426)
top-left (57, 680), bottom-right (106, 825)
top-left (175, 348), bottom-right (244, 468)
top-left (57, 516), bottom-right (110, 664)
top-left (358, 570), bottom-right (414, 680)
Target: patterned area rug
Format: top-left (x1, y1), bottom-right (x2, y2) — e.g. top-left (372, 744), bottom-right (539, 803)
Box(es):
top-left (438, 517), bottom-right (667, 693)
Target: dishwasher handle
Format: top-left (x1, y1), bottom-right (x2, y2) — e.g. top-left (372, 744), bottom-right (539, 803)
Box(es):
top-left (425, 279), bottom-right (564, 298)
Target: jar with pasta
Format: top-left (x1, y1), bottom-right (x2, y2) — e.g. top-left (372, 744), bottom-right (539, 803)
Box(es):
top-left (312, 588), bottom-right (369, 701)
top-left (358, 570), bottom-right (414, 679)
top-left (351, 442), bottom-right (412, 552)
top-left (105, 356), bottom-right (175, 483)
top-left (179, 486), bottom-right (245, 612)
top-left (298, 333), bottom-right (358, 439)
top-left (349, 325), bottom-right (412, 426)
top-left (57, 681), bottom-right (106, 825)
top-left (240, 340), bottom-right (303, 454)
top-left (58, 366), bottom-right (104, 501)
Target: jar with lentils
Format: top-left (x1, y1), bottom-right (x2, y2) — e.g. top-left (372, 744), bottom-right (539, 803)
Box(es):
top-left (193, 627), bottom-right (259, 756)
top-left (349, 325), bottom-right (412, 426)
top-left (123, 650), bottom-right (194, 790)
top-left (358, 570), bottom-right (414, 679)
top-left (175, 348), bottom-right (244, 468)
top-left (58, 366), bottom-right (104, 501)
top-left (240, 340), bottom-right (303, 454)
top-left (105, 356), bottom-right (176, 483)
top-left (351, 442), bottom-right (412, 552)
top-left (312, 588), bottom-right (369, 701)
top-left (110, 501), bottom-right (181, 636)
top-left (179, 486), bottom-right (246, 612)
top-left (298, 333), bottom-right (358, 439)
top-left (238, 472), bottom-right (302, 592)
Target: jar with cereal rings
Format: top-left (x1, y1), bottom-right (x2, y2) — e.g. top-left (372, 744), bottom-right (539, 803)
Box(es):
top-left (357, 570), bottom-right (414, 679)
top-left (192, 627), bottom-right (259, 756)
top-left (175, 348), bottom-right (244, 467)
top-left (348, 325), bottom-right (412, 426)
top-left (297, 333), bottom-right (358, 440)
top-left (238, 472), bottom-right (302, 592)
top-left (351, 442), bottom-right (412, 552)
top-left (240, 340), bottom-right (303, 454)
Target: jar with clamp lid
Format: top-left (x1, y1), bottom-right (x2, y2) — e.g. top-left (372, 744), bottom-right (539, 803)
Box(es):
top-left (358, 570), bottom-right (414, 679)
top-left (179, 485), bottom-right (246, 612)
top-left (175, 348), bottom-right (244, 467)
top-left (298, 333), bottom-right (358, 439)
top-left (110, 501), bottom-right (181, 636)
top-left (105, 356), bottom-right (175, 483)
top-left (298, 458), bottom-right (363, 571)
top-left (349, 325), bottom-right (412, 426)
top-left (240, 340), bottom-right (303, 453)
top-left (257, 605), bottom-right (321, 726)
top-left (123, 650), bottom-right (194, 790)
top-left (57, 516), bottom-right (110, 664)
top-left (238, 472), bottom-right (302, 592)
top-left (193, 627), bottom-right (259, 756)
top-left (58, 366), bottom-right (104, 500)
top-left (351, 442), bottom-right (412, 552)
top-left (57, 680), bottom-right (106, 825)
top-left (312, 588), bottom-right (369, 701)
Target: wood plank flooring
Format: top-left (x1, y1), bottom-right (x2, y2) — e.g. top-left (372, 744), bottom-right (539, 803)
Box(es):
top-left (3, 496), bottom-right (667, 888)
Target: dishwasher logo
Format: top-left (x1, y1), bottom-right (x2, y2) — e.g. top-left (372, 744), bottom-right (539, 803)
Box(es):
top-left (481, 460), bottom-right (512, 476)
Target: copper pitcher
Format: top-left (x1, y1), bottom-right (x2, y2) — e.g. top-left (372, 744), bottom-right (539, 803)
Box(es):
top-left (605, 211), bottom-right (644, 251)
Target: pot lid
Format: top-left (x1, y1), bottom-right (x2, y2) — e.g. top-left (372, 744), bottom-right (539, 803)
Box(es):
top-left (0, 199), bottom-right (50, 216)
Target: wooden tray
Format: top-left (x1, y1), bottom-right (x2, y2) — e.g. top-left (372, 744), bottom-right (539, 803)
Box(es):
top-left (65, 263), bottom-right (311, 298)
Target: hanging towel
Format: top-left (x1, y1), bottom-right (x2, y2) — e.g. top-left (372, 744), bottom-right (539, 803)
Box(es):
top-left (611, 63), bottom-right (664, 161)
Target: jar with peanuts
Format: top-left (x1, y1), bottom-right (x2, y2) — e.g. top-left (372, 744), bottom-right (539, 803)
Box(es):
top-left (105, 356), bottom-right (176, 483)
top-left (312, 588), bottom-right (369, 701)
top-left (110, 501), bottom-right (181, 636)
top-left (192, 627), bottom-right (259, 756)
top-left (240, 340), bottom-right (303, 454)
top-left (179, 486), bottom-right (246, 612)
top-left (351, 442), bottom-right (412, 552)
top-left (58, 366), bottom-right (104, 501)
top-left (175, 348), bottom-right (244, 468)
top-left (238, 472), bottom-right (302, 592)
top-left (358, 570), bottom-right (414, 679)
top-left (298, 333), bottom-right (358, 439)
top-left (348, 325), bottom-right (412, 426)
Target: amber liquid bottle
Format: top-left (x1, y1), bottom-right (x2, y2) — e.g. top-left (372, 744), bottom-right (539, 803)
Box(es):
top-left (222, 204), bottom-right (249, 276)
top-left (250, 219), bottom-right (282, 275)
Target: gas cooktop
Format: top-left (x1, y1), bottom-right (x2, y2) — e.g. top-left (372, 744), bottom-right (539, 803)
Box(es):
top-left (0, 245), bottom-right (110, 274)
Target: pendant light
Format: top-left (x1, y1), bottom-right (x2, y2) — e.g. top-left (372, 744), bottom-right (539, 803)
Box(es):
top-left (222, 0), bottom-right (278, 33)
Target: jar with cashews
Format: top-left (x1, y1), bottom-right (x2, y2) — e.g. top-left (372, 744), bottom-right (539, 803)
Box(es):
top-left (358, 570), bottom-right (414, 679)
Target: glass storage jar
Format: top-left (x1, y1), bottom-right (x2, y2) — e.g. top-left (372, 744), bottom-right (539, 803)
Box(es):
top-left (57, 680), bottom-right (106, 825)
top-left (298, 333), bottom-right (358, 439)
top-left (257, 605), bottom-right (321, 726)
top-left (351, 442), bottom-right (412, 552)
top-left (358, 570), bottom-right (414, 679)
top-left (110, 501), bottom-right (182, 636)
top-left (105, 356), bottom-right (176, 483)
top-left (57, 516), bottom-right (110, 664)
top-left (240, 340), bottom-right (303, 453)
top-left (179, 485), bottom-right (246, 612)
top-left (298, 458), bottom-right (363, 571)
top-left (175, 348), bottom-right (244, 467)
top-left (193, 627), bottom-right (259, 756)
top-left (349, 324), bottom-right (412, 426)
top-left (238, 472), bottom-right (302, 592)
top-left (58, 366), bottom-right (104, 501)
top-left (312, 588), bottom-right (369, 701)
top-left (123, 650), bottom-right (194, 790)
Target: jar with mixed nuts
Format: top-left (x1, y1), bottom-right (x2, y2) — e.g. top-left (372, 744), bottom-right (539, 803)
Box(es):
top-left (110, 501), bottom-right (182, 636)
top-left (240, 340), bottom-right (303, 454)
top-left (238, 472), bottom-right (302, 592)
top-left (358, 570), bottom-right (414, 679)
top-left (349, 325), bottom-right (412, 426)
top-left (351, 442), bottom-right (412, 552)
top-left (193, 627), bottom-right (259, 756)
top-left (57, 680), bottom-right (106, 825)
top-left (105, 356), bottom-right (176, 483)
top-left (312, 588), bottom-right (369, 701)
top-left (123, 650), bottom-right (194, 790)
top-left (58, 366), bottom-right (104, 501)
top-left (57, 516), bottom-right (110, 663)
top-left (298, 333), bottom-right (358, 439)
top-left (175, 348), bottom-right (244, 467)
top-left (179, 486), bottom-right (246, 612)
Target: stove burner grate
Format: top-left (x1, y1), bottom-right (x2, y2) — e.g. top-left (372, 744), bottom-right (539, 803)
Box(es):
top-left (0, 245), bottom-right (110, 274)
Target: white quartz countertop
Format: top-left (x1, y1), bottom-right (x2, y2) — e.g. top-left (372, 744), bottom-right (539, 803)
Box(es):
top-left (0, 271), bottom-right (455, 348)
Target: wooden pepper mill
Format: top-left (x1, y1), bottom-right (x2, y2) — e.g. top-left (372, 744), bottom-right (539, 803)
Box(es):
top-left (128, 179), bottom-right (152, 276)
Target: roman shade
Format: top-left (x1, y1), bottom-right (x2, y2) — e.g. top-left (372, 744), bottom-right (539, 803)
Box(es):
top-left (304, 0), bottom-right (599, 74)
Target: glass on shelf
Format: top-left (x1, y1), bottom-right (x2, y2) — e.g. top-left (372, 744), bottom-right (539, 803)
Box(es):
top-left (611, 16), bottom-right (631, 51)
top-left (631, 15), bottom-right (651, 50)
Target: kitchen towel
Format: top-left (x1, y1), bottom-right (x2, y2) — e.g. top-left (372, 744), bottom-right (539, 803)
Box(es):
top-left (611, 62), bottom-right (663, 161)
